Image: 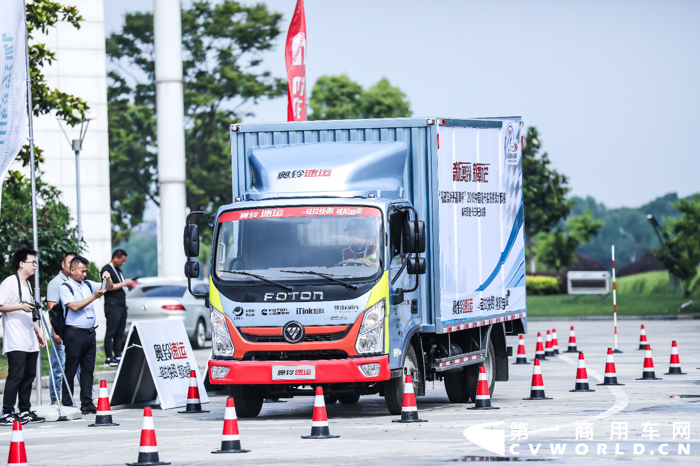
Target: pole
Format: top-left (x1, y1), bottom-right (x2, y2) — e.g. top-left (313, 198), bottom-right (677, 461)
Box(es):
top-left (72, 140), bottom-right (82, 240)
top-left (612, 245), bottom-right (622, 354)
top-left (23, 0), bottom-right (43, 406)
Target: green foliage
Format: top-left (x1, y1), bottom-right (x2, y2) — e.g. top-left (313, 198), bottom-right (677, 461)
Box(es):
top-left (615, 270), bottom-right (691, 295)
top-left (106, 1), bottom-right (286, 242)
top-left (308, 75), bottom-right (411, 121)
top-left (114, 230), bottom-right (158, 278)
top-left (527, 294), bottom-right (694, 317)
top-left (86, 262), bottom-right (100, 282)
top-left (654, 195), bottom-right (700, 297)
top-left (0, 1), bottom-right (85, 295)
top-left (522, 127), bottom-right (574, 271)
top-left (534, 211), bottom-right (603, 272)
top-left (525, 275), bottom-right (561, 295)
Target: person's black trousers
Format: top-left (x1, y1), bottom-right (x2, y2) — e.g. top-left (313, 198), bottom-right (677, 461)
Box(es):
top-left (2, 351), bottom-right (38, 414)
top-left (62, 326), bottom-right (96, 408)
top-left (104, 304), bottom-right (127, 359)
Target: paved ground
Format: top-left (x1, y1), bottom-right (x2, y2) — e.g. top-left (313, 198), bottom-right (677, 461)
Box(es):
top-left (3, 319), bottom-right (699, 465)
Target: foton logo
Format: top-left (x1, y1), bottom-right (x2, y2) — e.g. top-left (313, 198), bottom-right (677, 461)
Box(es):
top-left (264, 291), bottom-right (324, 301)
top-left (283, 321), bottom-right (304, 344)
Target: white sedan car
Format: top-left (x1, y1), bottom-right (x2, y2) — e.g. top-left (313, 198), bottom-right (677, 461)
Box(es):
top-left (125, 278), bottom-right (211, 348)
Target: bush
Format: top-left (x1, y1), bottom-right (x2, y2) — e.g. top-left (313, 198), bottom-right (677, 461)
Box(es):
top-left (526, 275), bottom-right (561, 295)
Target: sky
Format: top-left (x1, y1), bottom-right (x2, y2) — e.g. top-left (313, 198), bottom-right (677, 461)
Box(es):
top-left (104, 0), bottom-right (700, 210)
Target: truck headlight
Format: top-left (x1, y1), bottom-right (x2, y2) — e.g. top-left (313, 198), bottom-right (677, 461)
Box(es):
top-left (355, 299), bottom-right (385, 355)
top-left (211, 309), bottom-right (234, 358)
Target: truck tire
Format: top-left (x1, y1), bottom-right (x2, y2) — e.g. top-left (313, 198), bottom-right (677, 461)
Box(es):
top-left (337, 393), bottom-right (361, 405)
top-left (324, 395), bottom-right (338, 405)
top-left (444, 369), bottom-right (470, 403)
top-left (466, 339), bottom-right (496, 400)
top-left (384, 345), bottom-right (419, 415)
top-left (229, 385), bottom-right (264, 418)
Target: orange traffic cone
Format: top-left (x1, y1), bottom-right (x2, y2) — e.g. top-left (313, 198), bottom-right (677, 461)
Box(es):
top-left (212, 397), bottom-right (249, 454)
top-left (523, 359), bottom-right (552, 400)
top-left (393, 373), bottom-right (427, 423)
top-left (302, 387), bottom-right (339, 438)
top-left (570, 353), bottom-right (595, 392)
top-left (127, 407), bottom-right (170, 466)
top-left (637, 325), bottom-right (648, 350)
top-left (597, 348), bottom-right (624, 386)
top-left (178, 370), bottom-right (209, 413)
top-left (514, 335), bottom-right (528, 364)
top-left (468, 366), bottom-right (499, 410)
top-left (89, 380), bottom-right (119, 427)
top-left (664, 341), bottom-right (686, 375)
top-left (636, 344), bottom-right (662, 380)
top-left (544, 330), bottom-right (554, 357)
top-left (564, 326), bottom-right (578, 353)
top-left (551, 328), bottom-right (560, 354)
top-left (7, 421), bottom-right (27, 466)
top-left (534, 332), bottom-right (546, 360)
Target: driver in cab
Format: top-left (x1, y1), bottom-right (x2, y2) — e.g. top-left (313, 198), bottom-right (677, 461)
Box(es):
top-left (342, 219), bottom-right (378, 266)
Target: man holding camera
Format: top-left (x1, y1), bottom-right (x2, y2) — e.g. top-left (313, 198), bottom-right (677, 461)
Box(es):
top-left (0, 248), bottom-right (47, 425)
top-left (60, 256), bottom-right (113, 414)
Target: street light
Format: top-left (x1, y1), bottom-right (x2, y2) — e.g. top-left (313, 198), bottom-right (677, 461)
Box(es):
top-left (647, 213), bottom-right (679, 289)
top-left (57, 118), bottom-right (92, 241)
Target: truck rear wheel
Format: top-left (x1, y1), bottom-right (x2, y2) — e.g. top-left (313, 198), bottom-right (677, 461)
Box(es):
top-left (465, 339), bottom-right (496, 401)
top-left (337, 393), bottom-right (361, 404)
top-left (444, 369), bottom-right (471, 403)
top-left (384, 345), bottom-right (419, 415)
top-left (229, 385), bottom-right (264, 418)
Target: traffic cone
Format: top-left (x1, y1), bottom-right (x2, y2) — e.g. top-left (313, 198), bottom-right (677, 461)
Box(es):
top-left (523, 359), bottom-right (552, 400)
top-left (597, 348), bottom-right (624, 386)
top-left (636, 344), bottom-right (662, 380)
top-left (126, 407), bottom-right (170, 466)
top-left (89, 380), bottom-right (119, 427)
top-left (392, 373), bottom-right (427, 423)
top-left (468, 366), bottom-right (499, 410)
top-left (534, 332), bottom-right (546, 360)
top-left (7, 421), bottom-right (27, 466)
top-left (302, 387), bottom-right (340, 438)
top-left (544, 330), bottom-right (554, 357)
top-left (570, 353), bottom-right (595, 392)
top-left (552, 328), bottom-right (560, 354)
top-left (564, 326), bottom-right (578, 353)
top-left (178, 370), bottom-right (209, 413)
top-left (664, 341), bottom-right (687, 375)
top-left (637, 325), bottom-right (648, 350)
top-left (212, 397), bottom-right (249, 454)
top-left (514, 335), bottom-right (528, 364)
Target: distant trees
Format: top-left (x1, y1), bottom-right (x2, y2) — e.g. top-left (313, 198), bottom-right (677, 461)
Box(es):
top-left (534, 211), bottom-right (603, 272)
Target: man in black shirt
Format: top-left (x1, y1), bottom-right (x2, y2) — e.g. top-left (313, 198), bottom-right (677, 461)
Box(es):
top-left (100, 249), bottom-right (134, 366)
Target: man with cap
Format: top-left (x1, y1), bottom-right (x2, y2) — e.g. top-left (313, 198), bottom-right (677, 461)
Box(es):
top-left (342, 218), bottom-right (378, 266)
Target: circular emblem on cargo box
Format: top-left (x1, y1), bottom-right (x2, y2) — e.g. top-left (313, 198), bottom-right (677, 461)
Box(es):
top-left (283, 321), bottom-right (305, 344)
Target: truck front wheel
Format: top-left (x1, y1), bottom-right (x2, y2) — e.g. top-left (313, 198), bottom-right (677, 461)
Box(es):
top-left (229, 385), bottom-right (264, 418)
top-left (384, 345), bottom-right (419, 415)
top-left (337, 393), bottom-right (361, 404)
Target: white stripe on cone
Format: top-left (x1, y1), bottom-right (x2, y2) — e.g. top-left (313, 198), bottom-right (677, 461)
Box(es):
top-left (400, 405), bottom-right (417, 412)
top-left (221, 434), bottom-right (240, 441)
top-left (224, 407), bottom-right (237, 419)
top-left (187, 398), bottom-right (201, 404)
top-left (139, 446), bottom-right (159, 453)
top-left (10, 430), bottom-right (23, 442)
top-left (311, 420), bottom-right (330, 427)
top-left (142, 416), bottom-right (155, 430)
top-left (405, 383), bottom-right (415, 394)
top-left (314, 395), bottom-right (324, 406)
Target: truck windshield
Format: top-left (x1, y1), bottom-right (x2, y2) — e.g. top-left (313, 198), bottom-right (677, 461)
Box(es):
top-left (214, 205), bottom-right (383, 283)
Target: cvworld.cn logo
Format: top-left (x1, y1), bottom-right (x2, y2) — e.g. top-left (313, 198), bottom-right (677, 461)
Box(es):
top-left (463, 421), bottom-right (505, 456)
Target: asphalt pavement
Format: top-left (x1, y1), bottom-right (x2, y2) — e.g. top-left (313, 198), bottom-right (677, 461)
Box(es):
top-left (3, 319), bottom-right (699, 465)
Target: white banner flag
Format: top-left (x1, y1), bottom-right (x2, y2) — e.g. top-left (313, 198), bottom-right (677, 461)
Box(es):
top-left (0, 0), bottom-right (28, 182)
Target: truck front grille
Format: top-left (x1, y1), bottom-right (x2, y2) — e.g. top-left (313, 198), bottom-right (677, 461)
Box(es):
top-left (239, 325), bottom-right (352, 343)
top-left (241, 350), bottom-right (349, 361)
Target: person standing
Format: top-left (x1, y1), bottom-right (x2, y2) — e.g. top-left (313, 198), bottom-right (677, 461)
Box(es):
top-left (60, 256), bottom-right (113, 414)
top-left (46, 251), bottom-right (78, 405)
top-left (100, 249), bottom-right (134, 366)
top-left (0, 248), bottom-right (47, 425)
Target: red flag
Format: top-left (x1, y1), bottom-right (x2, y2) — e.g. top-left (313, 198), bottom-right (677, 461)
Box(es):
top-left (285, 0), bottom-right (307, 121)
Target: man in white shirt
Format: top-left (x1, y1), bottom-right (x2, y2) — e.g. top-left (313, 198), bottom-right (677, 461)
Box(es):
top-left (0, 248), bottom-right (47, 425)
top-left (60, 256), bottom-right (113, 414)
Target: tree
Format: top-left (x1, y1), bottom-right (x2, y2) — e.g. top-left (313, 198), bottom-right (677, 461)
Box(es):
top-left (106, 1), bottom-right (286, 243)
top-left (0, 1), bottom-right (87, 294)
top-left (522, 126), bottom-right (574, 272)
top-left (534, 211), bottom-right (603, 272)
top-left (308, 75), bottom-right (411, 121)
top-left (654, 196), bottom-right (700, 297)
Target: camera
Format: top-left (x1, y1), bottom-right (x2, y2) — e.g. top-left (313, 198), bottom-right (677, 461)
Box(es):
top-left (23, 301), bottom-right (42, 322)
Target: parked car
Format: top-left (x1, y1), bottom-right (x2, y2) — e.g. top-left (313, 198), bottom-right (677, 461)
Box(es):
top-left (126, 278), bottom-right (211, 349)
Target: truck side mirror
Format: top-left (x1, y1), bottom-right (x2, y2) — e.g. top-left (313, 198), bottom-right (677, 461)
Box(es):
top-left (404, 220), bottom-right (426, 254)
top-left (183, 224), bottom-right (200, 257)
top-left (407, 257), bottom-right (426, 275)
top-left (184, 260), bottom-right (200, 279)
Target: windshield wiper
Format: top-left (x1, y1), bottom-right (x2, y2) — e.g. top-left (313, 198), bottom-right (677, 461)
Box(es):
top-left (222, 270), bottom-right (293, 292)
top-left (281, 270), bottom-right (358, 290)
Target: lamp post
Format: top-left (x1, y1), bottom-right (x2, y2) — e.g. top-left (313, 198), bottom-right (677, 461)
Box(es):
top-left (647, 214), bottom-right (679, 289)
top-left (58, 118), bottom-right (91, 241)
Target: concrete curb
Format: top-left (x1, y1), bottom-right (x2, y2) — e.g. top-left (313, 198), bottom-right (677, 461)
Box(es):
top-left (528, 314), bottom-right (700, 321)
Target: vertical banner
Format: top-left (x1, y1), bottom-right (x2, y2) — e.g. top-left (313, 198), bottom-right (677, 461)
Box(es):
top-left (0, 0), bottom-right (27, 181)
top-left (285, 0), bottom-right (306, 121)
